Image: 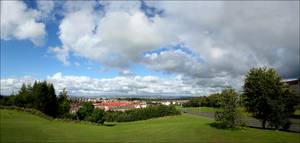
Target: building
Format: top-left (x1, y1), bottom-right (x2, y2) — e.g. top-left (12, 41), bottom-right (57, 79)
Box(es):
top-left (93, 101), bottom-right (147, 111)
top-left (282, 78), bottom-right (300, 95)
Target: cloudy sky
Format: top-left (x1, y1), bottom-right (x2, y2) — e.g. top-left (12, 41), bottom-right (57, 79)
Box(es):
top-left (1, 1), bottom-right (299, 96)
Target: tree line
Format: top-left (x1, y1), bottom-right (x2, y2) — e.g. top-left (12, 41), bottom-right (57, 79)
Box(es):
top-left (104, 105), bottom-right (180, 122)
top-left (182, 93), bottom-right (221, 108)
top-left (0, 81), bottom-right (181, 125)
top-left (0, 81), bottom-right (70, 118)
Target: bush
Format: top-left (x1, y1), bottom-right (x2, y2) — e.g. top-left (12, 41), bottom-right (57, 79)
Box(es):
top-left (90, 109), bottom-right (105, 125)
top-left (214, 88), bottom-right (245, 128)
top-left (76, 102), bottom-right (94, 120)
top-left (105, 105), bottom-right (181, 122)
top-left (183, 93), bottom-right (221, 108)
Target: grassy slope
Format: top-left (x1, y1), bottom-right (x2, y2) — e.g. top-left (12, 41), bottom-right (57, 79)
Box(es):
top-left (181, 107), bottom-right (222, 113)
top-left (1, 109), bottom-right (299, 143)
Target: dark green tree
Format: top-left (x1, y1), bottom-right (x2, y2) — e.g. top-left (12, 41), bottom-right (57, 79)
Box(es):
top-left (76, 102), bottom-right (94, 120)
top-left (90, 109), bottom-right (105, 125)
top-left (57, 88), bottom-right (71, 117)
top-left (243, 67), bottom-right (296, 129)
top-left (32, 81), bottom-right (58, 117)
top-left (46, 83), bottom-right (58, 117)
top-left (15, 83), bottom-right (28, 107)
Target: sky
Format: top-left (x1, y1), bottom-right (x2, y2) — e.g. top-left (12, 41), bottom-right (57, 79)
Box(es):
top-left (1, 0), bottom-right (299, 96)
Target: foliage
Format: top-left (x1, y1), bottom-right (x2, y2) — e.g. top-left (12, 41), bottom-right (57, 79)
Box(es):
top-left (105, 105), bottom-right (181, 122)
top-left (243, 67), bottom-right (296, 129)
top-left (57, 88), bottom-right (71, 117)
top-left (0, 81), bottom-right (71, 118)
top-left (90, 109), bottom-right (105, 125)
top-left (76, 102), bottom-right (95, 120)
top-left (0, 95), bottom-right (16, 106)
top-left (183, 93), bottom-right (221, 107)
top-left (214, 87), bottom-right (245, 128)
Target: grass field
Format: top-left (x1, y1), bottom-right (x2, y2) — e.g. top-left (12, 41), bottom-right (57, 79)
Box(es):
top-left (181, 106), bottom-right (300, 117)
top-left (180, 107), bottom-right (222, 113)
top-left (1, 109), bottom-right (299, 143)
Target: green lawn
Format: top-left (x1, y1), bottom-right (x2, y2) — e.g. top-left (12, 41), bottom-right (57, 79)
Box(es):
top-left (1, 109), bottom-right (299, 143)
top-left (180, 107), bottom-right (222, 113)
top-left (180, 106), bottom-right (254, 116)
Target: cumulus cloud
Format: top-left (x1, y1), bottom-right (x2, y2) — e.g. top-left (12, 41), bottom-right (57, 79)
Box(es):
top-left (146, 1), bottom-right (299, 77)
top-left (0, 76), bottom-right (36, 95)
top-left (1, 1), bottom-right (46, 45)
top-left (51, 1), bottom-right (299, 79)
top-left (1, 73), bottom-right (215, 96)
top-left (37, 0), bottom-right (55, 18)
top-left (51, 1), bottom-right (176, 68)
top-left (4, 1), bottom-right (296, 96)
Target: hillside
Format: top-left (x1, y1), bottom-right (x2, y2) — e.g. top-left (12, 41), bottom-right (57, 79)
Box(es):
top-left (0, 109), bottom-right (299, 143)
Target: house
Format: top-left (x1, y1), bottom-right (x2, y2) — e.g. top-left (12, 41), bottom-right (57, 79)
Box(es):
top-left (93, 101), bottom-right (147, 111)
top-left (282, 78), bottom-right (300, 95)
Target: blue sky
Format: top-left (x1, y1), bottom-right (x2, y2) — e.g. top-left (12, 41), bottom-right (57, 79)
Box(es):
top-left (1, 1), bottom-right (299, 96)
top-left (0, 11), bottom-right (168, 79)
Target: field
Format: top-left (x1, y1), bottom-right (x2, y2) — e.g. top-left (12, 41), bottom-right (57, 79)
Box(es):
top-left (1, 109), bottom-right (299, 143)
top-left (180, 106), bottom-right (300, 117)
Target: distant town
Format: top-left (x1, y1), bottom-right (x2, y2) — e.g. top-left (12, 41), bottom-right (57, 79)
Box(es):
top-left (69, 96), bottom-right (189, 113)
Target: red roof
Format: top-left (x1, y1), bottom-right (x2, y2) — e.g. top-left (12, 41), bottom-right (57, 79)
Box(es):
top-left (94, 101), bottom-right (135, 107)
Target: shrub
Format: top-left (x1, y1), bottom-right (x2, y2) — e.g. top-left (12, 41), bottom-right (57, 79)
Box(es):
top-left (183, 93), bottom-right (221, 108)
top-left (76, 102), bottom-right (94, 120)
top-left (214, 88), bottom-right (245, 128)
top-left (105, 105), bottom-right (181, 122)
top-left (90, 109), bottom-right (105, 125)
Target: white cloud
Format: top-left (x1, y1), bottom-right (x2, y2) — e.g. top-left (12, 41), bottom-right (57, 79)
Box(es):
top-left (49, 46), bottom-right (70, 65)
top-left (1, 1), bottom-right (46, 45)
top-left (51, 1), bottom-right (176, 68)
top-left (143, 1), bottom-right (299, 79)
top-left (47, 1), bottom-right (299, 94)
top-left (1, 73), bottom-right (215, 96)
top-left (37, 0), bottom-right (55, 18)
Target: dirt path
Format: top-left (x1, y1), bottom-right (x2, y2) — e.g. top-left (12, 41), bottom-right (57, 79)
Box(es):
top-left (181, 109), bottom-right (300, 132)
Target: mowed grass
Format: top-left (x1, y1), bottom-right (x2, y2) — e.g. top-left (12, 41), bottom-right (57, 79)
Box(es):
top-left (181, 106), bottom-right (300, 117)
top-left (181, 107), bottom-right (222, 113)
top-left (1, 109), bottom-right (299, 143)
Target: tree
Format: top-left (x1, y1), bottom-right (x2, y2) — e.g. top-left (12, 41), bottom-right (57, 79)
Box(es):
top-left (45, 83), bottom-right (58, 117)
top-left (32, 81), bottom-right (58, 117)
top-left (57, 88), bottom-right (71, 117)
top-left (215, 87), bottom-right (244, 128)
top-left (243, 67), bottom-right (296, 129)
top-left (90, 109), bottom-right (105, 125)
top-left (15, 84), bottom-right (28, 107)
top-left (76, 102), bottom-right (94, 120)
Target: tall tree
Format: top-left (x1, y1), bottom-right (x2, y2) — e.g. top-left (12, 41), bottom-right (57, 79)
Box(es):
top-left (15, 83), bottom-right (28, 107)
top-left (243, 67), bottom-right (296, 129)
top-left (57, 88), bottom-right (70, 117)
top-left (46, 83), bottom-right (58, 117)
top-left (32, 81), bottom-right (58, 117)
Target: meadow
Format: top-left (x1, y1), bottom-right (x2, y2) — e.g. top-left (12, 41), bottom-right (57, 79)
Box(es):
top-left (1, 109), bottom-right (299, 143)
